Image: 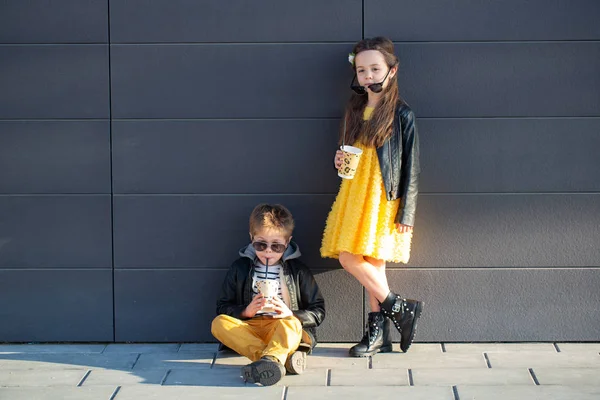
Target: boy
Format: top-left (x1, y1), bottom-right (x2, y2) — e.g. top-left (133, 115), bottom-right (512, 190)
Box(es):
top-left (211, 204), bottom-right (326, 386)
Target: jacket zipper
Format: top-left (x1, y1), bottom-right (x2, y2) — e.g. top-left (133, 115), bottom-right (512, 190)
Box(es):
top-left (388, 139), bottom-right (394, 198)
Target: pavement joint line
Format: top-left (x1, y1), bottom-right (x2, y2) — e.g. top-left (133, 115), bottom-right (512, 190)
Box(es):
top-left (326, 369), bottom-right (331, 386)
top-left (76, 369), bottom-right (92, 387)
top-left (441, 343), bottom-right (447, 352)
top-left (281, 386), bottom-right (288, 400)
top-left (160, 369), bottom-right (172, 386)
top-left (130, 354), bottom-right (141, 370)
top-left (210, 352), bottom-right (216, 368)
top-left (100, 344), bottom-right (108, 354)
top-left (554, 343), bottom-right (561, 352)
top-left (109, 385), bottom-right (121, 400)
top-left (528, 368), bottom-right (540, 385)
top-left (483, 352), bottom-right (492, 368)
top-left (175, 343), bottom-right (182, 352)
top-left (408, 368), bottom-right (414, 386)
top-left (452, 385), bottom-right (460, 400)
top-left (368, 355), bottom-right (373, 369)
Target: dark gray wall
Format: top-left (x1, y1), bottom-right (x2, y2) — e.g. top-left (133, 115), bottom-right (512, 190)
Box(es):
top-left (0, 0), bottom-right (112, 342)
top-left (1, 0), bottom-right (599, 343)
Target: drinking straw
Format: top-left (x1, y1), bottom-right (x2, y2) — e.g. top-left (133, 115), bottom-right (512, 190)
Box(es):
top-left (342, 114), bottom-right (346, 149)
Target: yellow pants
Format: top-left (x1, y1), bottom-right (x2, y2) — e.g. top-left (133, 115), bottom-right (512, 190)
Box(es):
top-left (211, 314), bottom-right (302, 365)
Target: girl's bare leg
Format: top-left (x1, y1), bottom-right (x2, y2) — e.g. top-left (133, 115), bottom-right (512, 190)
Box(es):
top-left (339, 251), bottom-right (389, 304)
top-left (364, 256), bottom-right (387, 312)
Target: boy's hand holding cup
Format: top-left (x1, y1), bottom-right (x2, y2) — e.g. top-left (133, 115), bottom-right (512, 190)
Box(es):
top-left (241, 294), bottom-right (267, 318)
top-left (270, 297), bottom-right (293, 319)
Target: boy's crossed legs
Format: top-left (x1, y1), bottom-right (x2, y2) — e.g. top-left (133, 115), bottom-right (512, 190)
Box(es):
top-left (211, 314), bottom-right (305, 385)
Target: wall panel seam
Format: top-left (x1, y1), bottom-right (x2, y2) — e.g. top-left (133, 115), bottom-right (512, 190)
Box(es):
top-left (108, 267), bottom-right (600, 271)
top-left (107, 0), bottom-right (116, 343)
top-left (109, 192), bottom-right (600, 196)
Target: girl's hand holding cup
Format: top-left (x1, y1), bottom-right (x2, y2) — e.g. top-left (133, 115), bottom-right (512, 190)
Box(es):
top-left (334, 150), bottom-right (344, 170)
top-left (395, 223), bottom-right (413, 234)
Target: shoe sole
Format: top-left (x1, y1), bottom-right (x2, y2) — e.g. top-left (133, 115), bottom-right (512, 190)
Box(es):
top-left (241, 361), bottom-right (283, 386)
top-left (285, 351), bottom-right (306, 375)
top-left (400, 301), bottom-right (423, 353)
top-left (348, 344), bottom-right (393, 358)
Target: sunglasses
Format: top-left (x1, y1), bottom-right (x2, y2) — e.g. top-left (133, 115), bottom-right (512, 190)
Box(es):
top-left (350, 67), bottom-right (392, 95)
top-left (252, 241), bottom-right (287, 253)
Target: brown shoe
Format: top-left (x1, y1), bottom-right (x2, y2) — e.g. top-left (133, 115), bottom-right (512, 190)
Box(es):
top-left (284, 351), bottom-right (306, 375)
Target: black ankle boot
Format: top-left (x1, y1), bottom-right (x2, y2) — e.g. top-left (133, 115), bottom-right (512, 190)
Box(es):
top-left (380, 292), bottom-right (423, 353)
top-left (349, 312), bottom-right (393, 357)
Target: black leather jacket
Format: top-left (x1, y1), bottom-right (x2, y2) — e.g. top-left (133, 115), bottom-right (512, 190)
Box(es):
top-left (215, 242), bottom-right (325, 348)
top-left (376, 103), bottom-right (420, 226)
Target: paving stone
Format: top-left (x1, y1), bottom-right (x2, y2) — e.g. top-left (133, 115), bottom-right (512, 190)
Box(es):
top-left (328, 343), bottom-right (442, 353)
top-left (444, 343), bottom-right (557, 353)
top-left (0, 370), bottom-right (87, 386)
top-left (213, 352), bottom-right (249, 367)
top-left (0, 386), bottom-right (118, 400)
top-left (303, 354), bottom-right (369, 369)
top-left (329, 368), bottom-right (409, 386)
top-left (314, 343), bottom-right (354, 349)
top-left (306, 345), bottom-right (369, 369)
top-left (0, 344), bottom-right (106, 354)
top-left (103, 344), bottom-right (180, 354)
top-left (168, 366), bottom-right (327, 387)
top-left (0, 353), bottom-right (138, 371)
top-left (286, 386), bottom-right (454, 400)
top-left (276, 368), bottom-right (328, 386)
top-left (164, 367), bottom-right (246, 387)
top-left (178, 343), bottom-right (219, 353)
top-left (212, 346), bottom-right (371, 369)
top-left (486, 352), bottom-right (600, 369)
top-left (456, 385), bottom-right (600, 400)
top-left (114, 385), bottom-right (284, 399)
top-left (555, 343), bottom-right (600, 353)
top-left (533, 368), bottom-right (600, 386)
top-left (212, 351), bottom-right (333, 384)
top-left (396, 343), bottom-right (444, 353)
top-left (371, 352), bottom-right (488, 369)
top-left (132, 352), bottom-right (214, 370)
top-left (81, 369), bottom-right (167, 386)
top-left (412, 368), bottom-right (533, 386)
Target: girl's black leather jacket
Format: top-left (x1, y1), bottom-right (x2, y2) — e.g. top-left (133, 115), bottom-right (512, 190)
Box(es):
top-left (375, 103), bottom-right (420, 226)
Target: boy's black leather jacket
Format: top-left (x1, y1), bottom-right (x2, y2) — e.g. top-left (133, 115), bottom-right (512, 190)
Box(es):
top-left (376, 102), bottom-right (420, 226)
top-left (216, 241), bottom-right (325, 348)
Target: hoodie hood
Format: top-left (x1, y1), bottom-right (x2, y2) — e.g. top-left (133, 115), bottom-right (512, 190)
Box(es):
top-left (239, 240), bottom-right (301, 263)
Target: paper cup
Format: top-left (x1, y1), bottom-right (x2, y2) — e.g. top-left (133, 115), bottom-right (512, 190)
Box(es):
top-left (338, 145), bottom-right (363, 179)
top-left (256, 279), bottom-right (279, 300)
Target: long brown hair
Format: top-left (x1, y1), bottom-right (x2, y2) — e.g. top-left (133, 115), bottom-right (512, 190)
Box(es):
top-left (340, 37), bottom-right (403, 147)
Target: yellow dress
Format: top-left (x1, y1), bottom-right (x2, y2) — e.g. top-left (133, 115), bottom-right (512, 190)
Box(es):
top-left (320, 106), bottom-right (413, 263)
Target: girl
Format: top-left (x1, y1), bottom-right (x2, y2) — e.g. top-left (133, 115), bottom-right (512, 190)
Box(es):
top-left (321, 37), bottom-right (423, 357)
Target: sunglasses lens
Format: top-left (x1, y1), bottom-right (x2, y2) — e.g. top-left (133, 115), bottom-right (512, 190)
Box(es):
top-left (350, 74), bottom-right (367, 95)
top-left (369, 83), bottom-right (383, 93)
top-left (271, 243), bottom-right (286, 253)
top-left (252, 242), bottom-right (268, 252)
